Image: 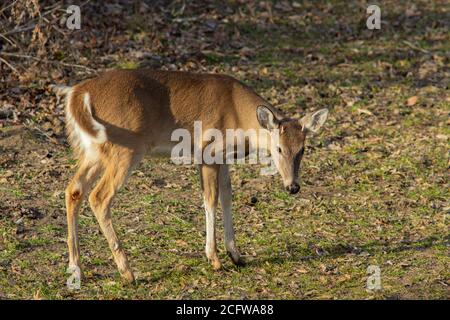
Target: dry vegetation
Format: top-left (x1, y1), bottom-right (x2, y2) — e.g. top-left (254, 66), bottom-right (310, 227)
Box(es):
top-left (0, 0), bottom-right (449, 299)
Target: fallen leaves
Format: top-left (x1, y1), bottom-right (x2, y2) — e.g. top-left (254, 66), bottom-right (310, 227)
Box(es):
top-left (406, 96), bottom-right (419, 106)
top-left (356, 108), bottom-right (374, 116)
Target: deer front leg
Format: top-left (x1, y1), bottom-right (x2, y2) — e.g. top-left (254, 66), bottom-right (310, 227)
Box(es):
top-left (199, 164), bottom-right (221, 270)
top-left (219, 165), bottom-right (244, 266)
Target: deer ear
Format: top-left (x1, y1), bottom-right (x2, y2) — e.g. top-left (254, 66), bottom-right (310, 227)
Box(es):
top-left (299, 108), bottom-right (329, 133)
top-left (256, 105), bottom-right (279, 130)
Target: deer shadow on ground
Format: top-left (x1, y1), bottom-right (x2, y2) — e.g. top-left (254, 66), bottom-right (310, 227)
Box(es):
top-left (245, 234), bottom-right (449, 268)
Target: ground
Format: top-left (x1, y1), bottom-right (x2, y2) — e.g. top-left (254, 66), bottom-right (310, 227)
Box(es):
top-left (0, 0), bottom-right (449, 299)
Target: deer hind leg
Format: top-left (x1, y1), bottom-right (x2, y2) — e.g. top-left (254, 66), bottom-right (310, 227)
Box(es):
top-left (199, 164), bottom-right (221, 270)
top-left (65, 159), bottom-right (102, 273)
top-left (219, 164), bottom-right (244, 266)
top-left (88, 146), bottom-right (143, 283)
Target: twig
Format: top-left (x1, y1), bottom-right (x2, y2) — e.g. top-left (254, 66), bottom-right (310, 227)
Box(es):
top-left (2, 24), bottom-right (37, 36)
top-left (0, 56), bottom-right (20, 74)
top-left (0, 52), bottom-right (34, 59)
top-left (58, 61), bottom-right (97, 72)
top-left (0, 0), bottom-right (19, 15)
top-left (2, 4), bottom-right (62, 36)
top-left (0, 52), bottom-right (96, 72)
top-left (402, 40), bottom-right (430, 54)
top-left (24, 119), bottom-right (59, 145)
top-left (50, 24), bottom-right (68, 37)
top-left (0, 33), bottom-right (16, 47)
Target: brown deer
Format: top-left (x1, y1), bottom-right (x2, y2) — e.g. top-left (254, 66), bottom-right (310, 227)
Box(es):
top-left (52, 69), bottom-right (328, 283)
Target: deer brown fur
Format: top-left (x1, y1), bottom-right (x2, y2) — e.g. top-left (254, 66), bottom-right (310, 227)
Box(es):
top-left (53, 69), bottom-right (328, 283)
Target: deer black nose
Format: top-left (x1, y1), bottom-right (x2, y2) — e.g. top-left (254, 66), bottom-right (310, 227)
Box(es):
top-left (287, 183), bottom-right (300, 194)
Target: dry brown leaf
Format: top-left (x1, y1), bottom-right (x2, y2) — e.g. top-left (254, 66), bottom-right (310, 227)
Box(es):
top-left (296, 267), bottom-right (309, 274)
top-left (357, 108), bottom-right (374, 116)
top-left (406, 96), bottom-right (418, 106)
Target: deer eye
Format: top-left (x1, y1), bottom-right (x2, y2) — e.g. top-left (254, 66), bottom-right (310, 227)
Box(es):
top-left (277, 147), bottom-right (282, 154)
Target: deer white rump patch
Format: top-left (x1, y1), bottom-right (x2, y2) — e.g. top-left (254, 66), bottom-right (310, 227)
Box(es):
top-left (82, 93), bottom-right (107, 144)
top-left (66, 91), bottom-right (107, 160)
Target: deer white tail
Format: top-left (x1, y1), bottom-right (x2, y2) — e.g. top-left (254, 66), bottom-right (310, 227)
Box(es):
top-left (77, 93), bottom-right (107, 144)
top-left (50, 84), bottom-right (73, 97)
top-left (52, 84), bottom-right (107, 158)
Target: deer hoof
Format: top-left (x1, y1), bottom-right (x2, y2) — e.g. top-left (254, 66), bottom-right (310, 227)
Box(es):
top-left (211, 258), bottom-right (222, 270)
top-left (121, 270), bottom-right (135, 284)
top-left (227, 251), bottom-right (245, 266)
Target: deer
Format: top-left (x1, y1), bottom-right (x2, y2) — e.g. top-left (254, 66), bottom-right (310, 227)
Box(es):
top-left (51, 69), bottom-right (329, 283)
